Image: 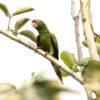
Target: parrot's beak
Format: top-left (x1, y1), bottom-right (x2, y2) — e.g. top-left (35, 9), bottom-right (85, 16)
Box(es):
top-left (32, 21), bottom-right (38, 29)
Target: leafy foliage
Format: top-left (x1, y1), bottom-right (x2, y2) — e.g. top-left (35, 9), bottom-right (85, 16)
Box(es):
top-left (60, 51), bottom-right (77, 67)
top-left (60, 50), bottom-right (79, 76)
top-left (0, 3), bottom-right (34, 32)
top-left (0, 3), bottom-right (34, 17)
top-left (0, 3), bottom-right (10, 17)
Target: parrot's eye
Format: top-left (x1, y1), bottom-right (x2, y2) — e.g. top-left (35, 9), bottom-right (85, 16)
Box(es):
top-left (32, 20), bottom-right (38, 28)
top-left (32, 20), bottom-right (36, 23)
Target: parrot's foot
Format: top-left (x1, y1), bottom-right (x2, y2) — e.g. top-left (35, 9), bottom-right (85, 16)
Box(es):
top-left (35, 46), bottom-right (42, 53)
top-left (44, 52), bottom-right (51, 56)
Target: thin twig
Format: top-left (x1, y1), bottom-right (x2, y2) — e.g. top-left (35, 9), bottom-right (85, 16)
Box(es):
top-left (71, 0), bottom-right (83, 63)
top-left (7, 17), bottom-right (11, 31)
top-left (75, 16), bottom-right (83, 62)
top-left (0, 29), bottom-right (83, 84)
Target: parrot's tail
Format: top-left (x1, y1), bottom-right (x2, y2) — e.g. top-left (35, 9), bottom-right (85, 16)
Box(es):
top-left (51, 62), bottom-right (63, 84)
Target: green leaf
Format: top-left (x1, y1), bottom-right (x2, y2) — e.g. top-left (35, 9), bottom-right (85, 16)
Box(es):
top-left (82, 40), bottom-right (100, 55)
top-left (12, 7), bottom-right (34, 16)
top-left (60, 51), bottom-right (78, 77)
top-left (82, 60), bottom-right (100, 96)
top-left (0, 3), bottom-right (10, 17)
top-left (19, 30), bottom-right (36, 42)
top-left (82, 40), bottom-right (87, 47)
top-left (14, 18), bottom-right (29, 32)
top-left (60, 51), bottom-right (77, 68)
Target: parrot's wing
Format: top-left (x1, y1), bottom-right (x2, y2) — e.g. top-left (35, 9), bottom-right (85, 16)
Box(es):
top-left (36, 35), bottom-right (41, 47)
top-left (50, 33), bottom-right (59, 59)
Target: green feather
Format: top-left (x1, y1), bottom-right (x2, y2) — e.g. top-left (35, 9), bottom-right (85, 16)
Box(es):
top-left (50, 33), bottom-right (59, 59)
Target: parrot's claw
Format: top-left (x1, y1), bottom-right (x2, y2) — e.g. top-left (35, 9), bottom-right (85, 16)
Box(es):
top-left (35, 46), bottom-right (42, 53)
top-left (44, 52), bottom-right (51, 56)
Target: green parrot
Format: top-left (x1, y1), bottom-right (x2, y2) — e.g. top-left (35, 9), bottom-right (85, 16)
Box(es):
top-left (32, 19), bottom-right (63, 83)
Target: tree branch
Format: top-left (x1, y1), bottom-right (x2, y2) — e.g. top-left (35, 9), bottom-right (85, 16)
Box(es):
top-left (0, 29), bottom-right (83, 84)
top-left (80, 0), bottom-right (99, 60)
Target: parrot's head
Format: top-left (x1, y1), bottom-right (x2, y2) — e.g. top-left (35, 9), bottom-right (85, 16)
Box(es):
top-left (32, 19), bottom-right (48, 31)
